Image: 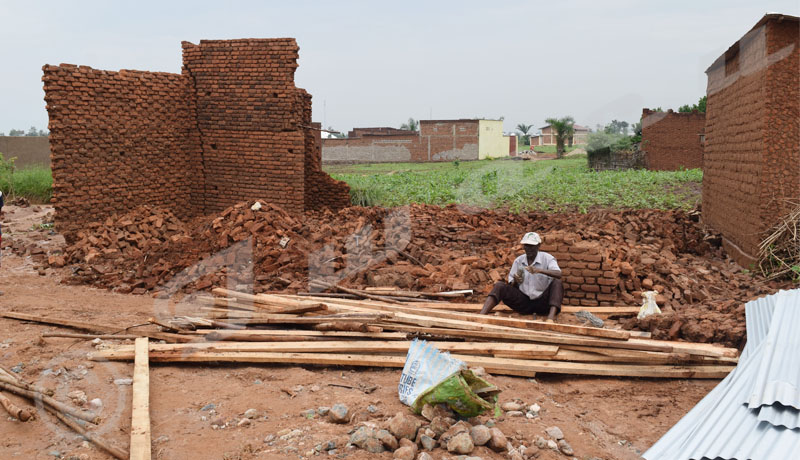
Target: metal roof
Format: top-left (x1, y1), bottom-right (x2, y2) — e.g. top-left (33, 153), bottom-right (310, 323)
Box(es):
top-left (644, 290), bottom-right (800, 460)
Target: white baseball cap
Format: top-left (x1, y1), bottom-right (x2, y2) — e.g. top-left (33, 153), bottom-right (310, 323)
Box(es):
top-left (520, 232), bottom-right (542, 245)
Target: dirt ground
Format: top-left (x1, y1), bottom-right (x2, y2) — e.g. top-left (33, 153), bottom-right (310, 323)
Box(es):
top-left (0, 205), bottom-right (721, 460)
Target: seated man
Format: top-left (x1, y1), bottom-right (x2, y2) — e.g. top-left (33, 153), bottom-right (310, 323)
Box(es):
top-left (480, 232), bottom-right (563, 322)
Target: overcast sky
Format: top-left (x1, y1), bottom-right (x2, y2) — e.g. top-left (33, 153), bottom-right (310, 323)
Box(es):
top-left (1, 0), bottom-right (797, 135)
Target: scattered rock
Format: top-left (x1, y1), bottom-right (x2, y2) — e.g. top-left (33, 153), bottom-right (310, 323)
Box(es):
top-left (88, 398), bottom-right (102, 412)
top-left (317, 406), bottom-right (330, 416)
top-left (377, 429), bottom-right (398, 451)
top-left (534, 436), bottom-right (547, 449)
top-left (446, 432), bottom-right (474, 455)
top-left (263, 434), bottom-right (276, 443)
top-left (67, 390), bottom-right (87, 406)
top-left (558, 439), bottom-right (574, 456)
top-left (546, 440), bottom-right (558, 450)
top-left (388, 412), bottom-right (423, 440)
top-left (500, 401), bottom-right (525, 412)
top-left (469, 425), bottom-right (491, 446)
top-left (505, 410), bottom-right (524, 417)
top-left (394, 445), bottom-right (417, 460)
top-left (329, 403), bottom-right (349, 424)
top-left (113, 378), bottom-right (132, 386)
top-left (367, 404), bottom-right (379, 414)
top-left (488, 427), bottom-right (508, 452)
top-left (243, 408), bottom-right (258, 419)
top-left (545, 426), bottom-right (564, 440)
top-left (430, 416), bottom-right (454, 436)
top-left (236, 418), bottom-right (250, 427)
top-left (419, 435), bottom-right (436, 451)
top-left (200, 403), bottom-right (215, 412)
top-left (300, 409), bottom-right (315, 419)
top-left (417, 453), bottom-right (433, 460)
top-left (508, 449), bottom-right (524, 460)
top-left (349, 426), bottom-right (384, 453)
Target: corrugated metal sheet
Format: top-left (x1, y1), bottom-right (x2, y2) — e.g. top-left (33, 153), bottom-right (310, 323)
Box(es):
top-left (746, 292), bottom-right (800, 410)
top-left (756, 404), bottom-right (800, 429)
top-left (644, 290), bottom-right (800, 460)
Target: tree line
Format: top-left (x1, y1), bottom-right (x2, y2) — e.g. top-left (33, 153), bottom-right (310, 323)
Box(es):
top-left (2, 126), bottom-right (49, 136)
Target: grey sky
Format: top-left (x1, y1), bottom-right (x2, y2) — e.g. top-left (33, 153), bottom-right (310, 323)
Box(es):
top-left (1, 0), bottom-right (797, 135)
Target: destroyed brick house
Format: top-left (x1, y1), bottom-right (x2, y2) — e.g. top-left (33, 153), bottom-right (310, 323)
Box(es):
top-left (321, 119), bottom-right (515, 163)
top-left (641, 108), bottom-right (705, 171)
top-left (701, 13), bottom-right (800, 267)
top-left (42, 38), bottom-right (350, 241)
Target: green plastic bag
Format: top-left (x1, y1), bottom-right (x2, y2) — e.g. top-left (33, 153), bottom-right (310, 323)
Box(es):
top-left (411, 369), bottom-right (501, 418)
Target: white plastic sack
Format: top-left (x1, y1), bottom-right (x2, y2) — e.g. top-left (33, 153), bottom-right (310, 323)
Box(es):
top-left (638, 290), bottom-right (662, 319)
top-left (398, 339), bottom-right (466, 406)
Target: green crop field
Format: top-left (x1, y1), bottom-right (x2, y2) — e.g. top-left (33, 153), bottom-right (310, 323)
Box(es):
top-left (0, 165), bottom-right (52, 204)
top-left (326, 156), bottom-right (702, 212)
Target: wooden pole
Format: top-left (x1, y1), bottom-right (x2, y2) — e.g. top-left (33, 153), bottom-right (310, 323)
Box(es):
top-left (0, 381), bottom-right (100, 424)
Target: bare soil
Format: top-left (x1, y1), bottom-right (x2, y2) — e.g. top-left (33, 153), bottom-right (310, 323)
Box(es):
top-left (0, 205), bottom-right (721, 460)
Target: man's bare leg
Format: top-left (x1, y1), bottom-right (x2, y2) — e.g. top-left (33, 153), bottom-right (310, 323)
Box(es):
top-left (480, 295), bottom-right (499, 315)
top-left (546, 306), bottom-right (558, 323)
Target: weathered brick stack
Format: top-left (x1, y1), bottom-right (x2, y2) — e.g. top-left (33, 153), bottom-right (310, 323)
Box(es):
top-left (540, 234), bottom-right (619, 306)
top-left (42, 65), bottom-right (205, 236)
top-left (702, 14), bottom-right (799, 266)
top-left (299, 92), bottom-right (351, 210)
top-left (43, 38), bottom-right (349, 241)
top-left (641, 108), bottom-right (705, 171)
top-left (182, 39), bottom-right (307, 214)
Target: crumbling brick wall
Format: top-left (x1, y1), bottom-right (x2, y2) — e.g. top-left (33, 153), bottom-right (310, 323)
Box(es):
top-left (182, 39), bottom-right (306, 214)
top-left (44, 38), bottom-right (349, 241)
top-left (300, 95), bottom-right (351, 210)
top-left (42, 65), bottom-right (205, 237)
top-left (540, 234), bottom-right (619, 306)
top-left (641, 109), bottom-right (705, 170)
top-left (702, 15), bottom-right (799, 266)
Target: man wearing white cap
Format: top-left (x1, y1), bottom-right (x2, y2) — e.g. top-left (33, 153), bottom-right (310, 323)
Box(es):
top-left (479, 231), bottom-right (563, 322)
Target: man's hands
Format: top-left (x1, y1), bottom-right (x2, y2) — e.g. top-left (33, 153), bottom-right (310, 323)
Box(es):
top-left (524, 266), bottom-right (540, 275)
top-left (512, 270), bottom-right (524, 286)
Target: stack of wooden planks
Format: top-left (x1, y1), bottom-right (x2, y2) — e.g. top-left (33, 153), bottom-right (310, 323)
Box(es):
top-left (88, 288), bottom-right (739, 379)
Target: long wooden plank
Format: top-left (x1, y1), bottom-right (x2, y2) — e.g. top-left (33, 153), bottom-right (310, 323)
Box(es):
top-left (89, 350), bottom-right (734, 379)
top-left (281, 295), bottom-right (630, 340)
top-left (92, 341), bottom-right (560, 358)
top-left (1, 312), bottom-right (193, 343)
top-left (293, 296), bottom-right (639, 315)
top-left (195, 329), bottom-right (406, 338)
top-left (202, 296), bottom-right (328, 314)
top-left (130, 338), bottom-right (151, 460)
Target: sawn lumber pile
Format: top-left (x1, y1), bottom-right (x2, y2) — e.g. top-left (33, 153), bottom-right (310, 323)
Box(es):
top-left (89, 288), bottom-right (738, 379)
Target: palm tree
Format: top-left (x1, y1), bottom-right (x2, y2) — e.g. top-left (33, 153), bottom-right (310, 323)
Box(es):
top-left (544, 116), bottom-right (575, 158)
top-left (400, 118), bottom-right (419, 132)
top-left (516, 123), bottom-right (533, 145)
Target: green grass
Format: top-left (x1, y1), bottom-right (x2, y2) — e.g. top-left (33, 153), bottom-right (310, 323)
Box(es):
top-left (326, 156), bottom-right (702, 212)
top-left (0, 166), bottom-right (53, 203)
top-left (531, 144), bottom-right (585, 154)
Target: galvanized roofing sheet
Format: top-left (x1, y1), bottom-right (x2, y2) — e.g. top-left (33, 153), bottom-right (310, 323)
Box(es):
top-left (644, 290), bottom-right (800, 460)
top-left (746, 291), bottom-right (800, 410)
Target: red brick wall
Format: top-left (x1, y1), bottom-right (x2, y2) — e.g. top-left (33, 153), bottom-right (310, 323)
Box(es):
top-left (702, 16), bottom-right (799, 266)
top-left (641, 108), bottom-right (705, 170)
top-left (42, 64), bottom-right (205, 238)
top-left (322, 119), bottom-right (481, 163)
top-left (761, 19), bottom-right (800, 248)
top-left (182, 39), bottom-right (306, 214)
top-left (540, 234), bottom-right (619, 306)
top-left (301, 100), bottom-right (350, 210)
top-left (44, 38), bottom-right (348, 240)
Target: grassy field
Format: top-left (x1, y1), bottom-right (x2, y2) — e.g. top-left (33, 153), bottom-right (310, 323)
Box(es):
top-left (326, 156), bottom-right (702, 212)
top-left (0, 165), bottom-right (52, 203)
top-left (531, 144), bottom-right (585, 154)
